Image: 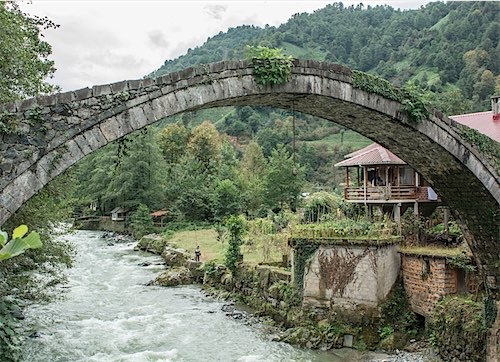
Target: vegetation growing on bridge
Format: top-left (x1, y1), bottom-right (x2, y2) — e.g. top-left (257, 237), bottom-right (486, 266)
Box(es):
top-left (352, 70), bottom-right (431, 122)
top-left (458, 126), bottom-right (500, 172)
top-left (246, 46), bottom-right (293, 86)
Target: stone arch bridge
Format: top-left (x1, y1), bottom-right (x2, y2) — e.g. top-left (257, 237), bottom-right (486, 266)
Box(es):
top-left (0, 59), bottom-right (498, 286)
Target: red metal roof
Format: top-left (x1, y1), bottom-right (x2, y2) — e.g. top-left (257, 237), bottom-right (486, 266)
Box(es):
top-left (335, 143), bottom-right (406, 167)
top-left (150, 210), bottom-right (168, 217)
top-left (450, 111), bottom-right (500, 142)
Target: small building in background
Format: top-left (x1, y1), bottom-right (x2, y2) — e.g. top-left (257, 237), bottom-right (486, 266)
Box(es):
top-left (151, 209), bottom-right (168, 227)
top-left (110, 207), bottom-right (129, 222)
top-left (334, 143), bottom-right (440, 221)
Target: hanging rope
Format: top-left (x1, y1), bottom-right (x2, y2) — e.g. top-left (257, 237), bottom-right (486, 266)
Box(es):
top-left (292, 100), bottom-right (297, 176)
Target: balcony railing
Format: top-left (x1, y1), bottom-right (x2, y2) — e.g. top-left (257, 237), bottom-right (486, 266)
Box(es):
top-left (344, 186), bottom-right (435, 201)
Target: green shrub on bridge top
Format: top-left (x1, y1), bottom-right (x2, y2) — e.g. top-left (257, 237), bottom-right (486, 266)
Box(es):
top-left (246, 45), bottom-right (293, 86)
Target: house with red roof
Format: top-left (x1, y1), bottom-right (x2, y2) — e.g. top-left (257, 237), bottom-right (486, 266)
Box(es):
top-left (449, 95), bottom-right (500, 142)
top-left (335, 143), bottom-right (440, 220)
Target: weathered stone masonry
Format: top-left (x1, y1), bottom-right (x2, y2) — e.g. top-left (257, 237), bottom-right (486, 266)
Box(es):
top-left (0, 59), bottom-right (498, 287)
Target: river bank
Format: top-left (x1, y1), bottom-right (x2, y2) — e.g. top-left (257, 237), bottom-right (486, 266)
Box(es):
top-left (134, 232), bottom-right (441, 362)
top-left (22, 230), bottom-right (338, 361)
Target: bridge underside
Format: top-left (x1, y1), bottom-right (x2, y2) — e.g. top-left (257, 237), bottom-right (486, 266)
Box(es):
top-left (206, 94), bottom-right (499, 283)
top-left (0, 60), bottom-right (498, 288)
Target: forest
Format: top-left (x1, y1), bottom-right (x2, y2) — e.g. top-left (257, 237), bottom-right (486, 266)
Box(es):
top-left (71, 1), bottom-right (499, 223)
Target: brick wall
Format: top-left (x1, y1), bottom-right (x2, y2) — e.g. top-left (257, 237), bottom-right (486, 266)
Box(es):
top-left (401, 255), bottom-right (457, 317)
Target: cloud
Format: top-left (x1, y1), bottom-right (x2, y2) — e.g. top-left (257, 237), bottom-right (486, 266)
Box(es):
top-left (204, 4), bottom-right (227, 20)
top-left (148, 29), bottom-right (170, 49)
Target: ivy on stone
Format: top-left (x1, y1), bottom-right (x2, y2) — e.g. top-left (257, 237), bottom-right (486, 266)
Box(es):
top-left (352, 70), bottom-right (430, 123)
top-left (459, 126), bottom-right (500, 173)
top-left (291, 239), bottom-right (319, 295)
top-left (246, 45), bottom-right (293, 87)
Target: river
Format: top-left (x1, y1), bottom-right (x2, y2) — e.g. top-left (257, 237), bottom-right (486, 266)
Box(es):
top-left (21, 230), bottom-right (337, 362)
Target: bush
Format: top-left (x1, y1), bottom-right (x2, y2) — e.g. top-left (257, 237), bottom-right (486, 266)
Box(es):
top-left (224, 215), bottom-right (247, 273)
top-left (428, 295), bottom-right (487, 361)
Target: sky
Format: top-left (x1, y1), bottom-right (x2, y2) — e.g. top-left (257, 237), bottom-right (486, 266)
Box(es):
top-left (20, 0), bottom-right (432, 92)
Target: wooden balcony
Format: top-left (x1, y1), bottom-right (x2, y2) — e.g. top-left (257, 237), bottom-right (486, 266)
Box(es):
top-left (344, 186), bottom-right (437, 202)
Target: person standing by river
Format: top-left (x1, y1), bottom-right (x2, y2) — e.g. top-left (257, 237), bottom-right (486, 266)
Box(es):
top-left (195, 245), bottom-right (201, 262)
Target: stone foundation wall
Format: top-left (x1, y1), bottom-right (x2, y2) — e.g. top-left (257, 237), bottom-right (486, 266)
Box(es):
top-left (302, 244), bottom-right (400, 309)
top-left (401, 255), bottom-right (467, 317)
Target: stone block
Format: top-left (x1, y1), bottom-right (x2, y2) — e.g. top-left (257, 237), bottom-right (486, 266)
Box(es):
top-left (124, 93), bottom-right (150, 109)
top-left (138, 79), bottom-right (154, 89)
top-left (36, 95), bottom-right (56, 107)
top-left (73, 87), bottom-right (92, 101)
top-left (110, 80), bottom-right (129, 94)
top-left (18, 98), bottom-right (37, 112)
top-left (55, 91), bottom-right (74, 104)
top-left (99, 116), bottom-right (123, 142)
top-left (83, 127), bottom-right (107, 150)
top-left (0, 190), bottom-right (18, 213)
top-left (141, 103), bottom-right (157, 124)
top-left (115, 107), bottom-right (144, 132)
top-left (127, 79), bottom-right (142, 90)
top-left (73, 134), bottom-right (93, 155)
top-left (92, 84), bottom-right (112, 97)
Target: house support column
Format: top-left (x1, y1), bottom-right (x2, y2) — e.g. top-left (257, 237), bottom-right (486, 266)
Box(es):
top-left (394, 202), bottom-right (402, 235)
top-left (443, 207), bottom-right (450, 237)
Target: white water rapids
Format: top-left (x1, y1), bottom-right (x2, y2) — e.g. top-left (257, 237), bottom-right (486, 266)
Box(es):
top-left (21, 230), bottom-right (333, 362)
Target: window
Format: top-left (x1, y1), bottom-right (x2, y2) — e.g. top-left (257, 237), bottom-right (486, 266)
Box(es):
top-left (399, 166), bottom-right (415, 185)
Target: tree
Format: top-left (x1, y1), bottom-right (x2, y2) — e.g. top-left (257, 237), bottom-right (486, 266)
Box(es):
top-left (74, 129), bottom-right (165, 213)
top-left (130, 204), bottom-right (153, 239)
top-left (0, 3), bottom-right (58, 104)
top-left (264, 144), bottom-right (305, 211)
top-left (224, 215), bottom-right (247, 273)
top-left (164, 155), bottom-right (215, 221)
top-left (156, 122), bottom-right (190, 165)
top-left (241, 141), bottom-right (267, 178)
top-left (239, 141), bottom-right (267, 217)
top-left (211, 179), bottom-right (242, 221)
top-left (107, 130), bottom-right (165, 210)
top-left (188, 121), bottom-right (222, 173)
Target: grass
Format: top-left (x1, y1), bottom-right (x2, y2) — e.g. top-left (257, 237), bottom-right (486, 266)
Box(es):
top-left (409, 67), bottom-right (442, 87)
top-left (429, 13), bottom-right (449, 31)
top-left (166, 228), bottom-right (283, 264)
top-left (281, 42), bottom-right (328, 61)
top-left (398, 245), bottom-right (467, 258)
top-left (306, 130), bottom-right (371, 150)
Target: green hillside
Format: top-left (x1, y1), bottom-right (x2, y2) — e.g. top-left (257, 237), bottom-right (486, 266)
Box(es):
top-left (153, 1), bottom-right (499, 114)
top-left (142, 1), bottom-right (499, 191)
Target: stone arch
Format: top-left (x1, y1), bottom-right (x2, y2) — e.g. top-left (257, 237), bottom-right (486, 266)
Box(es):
top-left (0, 59), bottom-right (498, 286)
